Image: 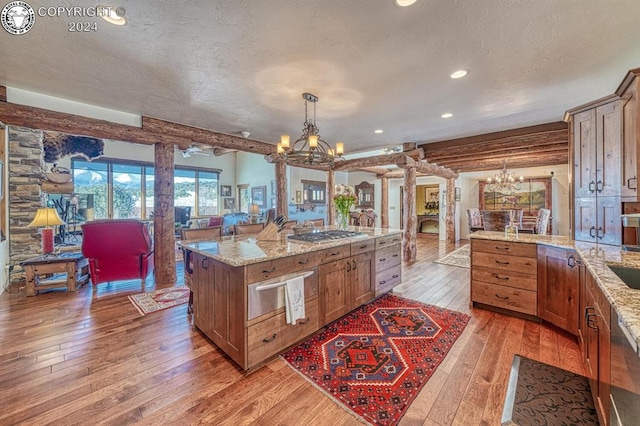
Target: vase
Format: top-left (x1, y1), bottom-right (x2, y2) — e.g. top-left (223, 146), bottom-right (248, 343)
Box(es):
top-left (336, 210), bottom-right (349, 230)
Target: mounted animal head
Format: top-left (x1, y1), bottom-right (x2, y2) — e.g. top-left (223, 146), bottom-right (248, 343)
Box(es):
top-left (43, 131), bottom-right (105, 163)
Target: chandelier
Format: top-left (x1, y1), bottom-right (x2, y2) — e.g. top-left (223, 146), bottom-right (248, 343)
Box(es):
top-left (277, 93), bottom-right (344, 168)
top-left (486, 160), bottom-right (524, 193)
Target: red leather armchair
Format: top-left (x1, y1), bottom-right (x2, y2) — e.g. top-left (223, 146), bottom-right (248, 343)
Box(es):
top-left (81, 219), bottom-right (154, 286)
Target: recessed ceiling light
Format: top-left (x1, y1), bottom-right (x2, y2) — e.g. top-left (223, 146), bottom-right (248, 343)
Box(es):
top-left (100, 5), bottom-right (127, 26)
top-left (450, 69), bottom-right (468, 79)
top-left (441, 113), bottom-right (453, 118)
top-left (374, 129), bottom-right (384, 134)
top-left (394, 0), bottom-right (417, 7)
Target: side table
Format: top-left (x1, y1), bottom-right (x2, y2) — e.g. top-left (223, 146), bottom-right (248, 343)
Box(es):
top-left (21, 253), bottom-right (90, 296)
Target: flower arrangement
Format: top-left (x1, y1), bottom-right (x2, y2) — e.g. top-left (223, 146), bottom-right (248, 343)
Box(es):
top-left (334, 184), bottom-right (357, 228)
top-left (425, 200), bottom-right (439, 213)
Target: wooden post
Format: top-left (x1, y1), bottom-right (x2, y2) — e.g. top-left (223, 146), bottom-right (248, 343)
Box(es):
top-left (327, 170), bottom-right (335, 226)
top-left (153, 143), bottom-right (176, 287)
top-left (381, 177), bottom-right (389, 228)
top-left (403, 167), bottom-right (417, 263)
top-left (275, 159), bottom-right (288, 220)
top-left (446, 178), bottom-right (456, 244)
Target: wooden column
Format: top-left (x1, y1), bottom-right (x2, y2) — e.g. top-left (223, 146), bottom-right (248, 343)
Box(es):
top-left (402, 167), bottom-right (417, 263)
top-left (327, 170), bottom-right (335, 226)
top-left (446, 177), bottom-right (456, 244)
top-left (153, 143), bottom-right (176, 287)
top-left (381, 177), bottom-right (389, 228)
top-left (275, 159), bottom-right (288, 219)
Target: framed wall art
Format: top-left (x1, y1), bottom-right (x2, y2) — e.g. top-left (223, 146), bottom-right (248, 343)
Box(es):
top-left (479, 177), bottom-right (551, 215)
top-left (220, 185), bottom-right (232, 197)
top-left (251, 185), bottom-right (267, 208)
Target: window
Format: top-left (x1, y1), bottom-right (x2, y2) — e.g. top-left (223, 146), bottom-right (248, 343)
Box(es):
top-left (302, 180), bottom-right (326, 204)
top-left (72, 159), bottom-right (219, 219)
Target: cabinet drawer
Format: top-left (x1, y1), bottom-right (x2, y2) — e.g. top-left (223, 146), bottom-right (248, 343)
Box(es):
top-left (472, 252), bottom-right (537, 275)
top-left (247, 298), bottom-right (318, 367)
top-left (472, 240), bottom-right (537, 257)
top-left (246, 252), bottom-right (322, 282)
top-left (586, 273), bottom-right (611, 327)
top-left (471, 266), bottom-right (537, 291)
top-left (376, 245), bottom-right (401, 271)
top-left (376, 234), bottom-right (402, 249)
top-left (351, 239), bottom-right (375, 256)
top-left (472, 281), bottom-right (537, 315)
top-left (318, 245), bottom-right (351, 263)
top-left (375, 264), bottom-right (401, 296)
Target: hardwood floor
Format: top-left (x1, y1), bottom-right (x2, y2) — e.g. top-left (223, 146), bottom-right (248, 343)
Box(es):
top-left (0, 235), bottom-right (583, 425)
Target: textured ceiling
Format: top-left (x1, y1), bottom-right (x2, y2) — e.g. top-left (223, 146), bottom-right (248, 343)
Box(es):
top-left (1, 0), bottom-right (639, 154)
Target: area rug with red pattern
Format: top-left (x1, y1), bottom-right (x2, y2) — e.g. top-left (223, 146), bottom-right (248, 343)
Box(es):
top-left (128, 287), bottom-right (189, 316)
top-left (281, 294), bottom-right (470, 425)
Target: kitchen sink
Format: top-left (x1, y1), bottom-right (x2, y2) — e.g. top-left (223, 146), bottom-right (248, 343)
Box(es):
top-left (607, 265), bottom-right (640, 290)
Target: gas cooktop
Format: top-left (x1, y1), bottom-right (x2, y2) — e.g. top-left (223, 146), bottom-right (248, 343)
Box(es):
top-left (287, 230), bottom-right (366, 243)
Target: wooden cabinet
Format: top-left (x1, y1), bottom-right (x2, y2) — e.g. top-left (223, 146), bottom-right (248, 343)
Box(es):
top-left (374, 234), bottom-right (402, 296)
top-left (537, 246), bottom-right (581, 335)
top-left (569, 98), bottom-right (623, 245)
top-left (618, 68), bottom-right (640, 199)
top-left (583, 270), bottom-right (611, 425)
top-left (470, 240), bottom-right (537, 316)
top-left (319, 251), bottom-right (375, 325)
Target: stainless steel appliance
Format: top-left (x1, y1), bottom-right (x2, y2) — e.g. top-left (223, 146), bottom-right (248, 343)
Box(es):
top-left (287, 229), bottom-right (365, 243)
top-left (248, 270), bottom-right (316, 320)
top-left (610, 308), bottom-right (640, 425)
top-left (621, 213), bottom-right (640, 252)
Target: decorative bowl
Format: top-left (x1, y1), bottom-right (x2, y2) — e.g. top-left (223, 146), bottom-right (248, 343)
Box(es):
top-left (45, 173), bottom-right (72, 184)
top-left (292, 226), bottom-right (314, 235)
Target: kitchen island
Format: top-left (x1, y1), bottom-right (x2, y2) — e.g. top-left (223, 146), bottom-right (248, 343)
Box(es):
top-left (181, 227), bottom-right (402, 370)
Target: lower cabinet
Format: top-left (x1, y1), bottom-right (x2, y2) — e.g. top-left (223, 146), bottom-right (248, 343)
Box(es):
top-left (537, 246), bottom-right (581, 335)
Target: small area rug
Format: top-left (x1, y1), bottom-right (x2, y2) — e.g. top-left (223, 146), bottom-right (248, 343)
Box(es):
top-left (502, 355), bottom-right (598, 425)
top-left (433, 245), bottom-right (470, 268)
top-left (281, 294), bottom-right (470, 425)
top-left (128, 287), bottom-right (189, 316)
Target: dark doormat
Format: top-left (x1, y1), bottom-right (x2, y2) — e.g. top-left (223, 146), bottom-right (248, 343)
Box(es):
top-left (501, 355), bottom-right (599, 425)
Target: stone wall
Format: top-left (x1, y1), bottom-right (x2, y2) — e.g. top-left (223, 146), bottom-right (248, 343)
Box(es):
top-left (8, 126), bottom-right (46, 284)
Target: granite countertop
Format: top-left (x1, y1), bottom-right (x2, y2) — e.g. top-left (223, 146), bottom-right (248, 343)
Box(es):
top-left (469, 231), bottom-right (640, 354)
top-left (181, 226), bottom-right (402, 267)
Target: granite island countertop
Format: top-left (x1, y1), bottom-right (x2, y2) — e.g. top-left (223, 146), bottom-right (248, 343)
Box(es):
top-left (469, 231), bottom-right (640, 354)
top-left (180, 226), bottom-right (402, 267)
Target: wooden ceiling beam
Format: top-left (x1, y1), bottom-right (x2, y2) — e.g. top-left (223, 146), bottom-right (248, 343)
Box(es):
top-left (331, 148), bottom-right (424, 171)
top-left (441, 153), bottom-right (568, 173)
top-left (143, 116), bottom-right (275, 155)
top-left (357, 167), bottom-right (391, 175)
top-left (429, 145), bottom-right (568, 165)
top-left (0, 101), bottom-right (190, 147)
top-left (425, 137), bottom-right (568, 160)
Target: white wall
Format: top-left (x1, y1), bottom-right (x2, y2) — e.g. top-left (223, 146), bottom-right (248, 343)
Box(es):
top-left (458, 164), bottom-right (570, 237)
top-left (235, 151), bottom-right (276, 213)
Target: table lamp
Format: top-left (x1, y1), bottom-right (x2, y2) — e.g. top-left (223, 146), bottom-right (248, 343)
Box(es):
top-left (28, 208), bottom-right (65, 255)
top-left (249, 204), bottom-right (261, 223)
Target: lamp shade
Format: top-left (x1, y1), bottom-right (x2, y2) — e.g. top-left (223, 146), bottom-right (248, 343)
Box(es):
top-left (28, 208), bottom-right (65, 228)
top-left (249, 204), bottom-right (261, 215)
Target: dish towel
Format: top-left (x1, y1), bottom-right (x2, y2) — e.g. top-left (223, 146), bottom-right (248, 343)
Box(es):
top-left (285, 275), bottom-right (305, 325)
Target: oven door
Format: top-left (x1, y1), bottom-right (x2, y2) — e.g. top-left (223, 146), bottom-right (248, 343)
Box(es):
top-left (248, 270), bottom-right (317, 320)
top-left (610, 309), bottom-right (640, 425)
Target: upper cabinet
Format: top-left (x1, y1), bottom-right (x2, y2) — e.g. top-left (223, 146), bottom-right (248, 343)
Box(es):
top-left (617, 68), bottom-right (640, 199)
top-left (355, 181), bottom-right (374, 209)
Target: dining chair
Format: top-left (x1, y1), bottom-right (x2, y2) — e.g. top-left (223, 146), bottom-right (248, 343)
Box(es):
top-left (181, 226), bottom-right (222, 240)
top-left (282, 220), bottom-right (298, 230)
top-left (481, 210), bottom-right (512, 231)
top-left (535, 209), bottom-right (551, 235)
top-left (234, 223), bottom-right (265, 235)
top-left (466, 208), bottom-right (484, 232)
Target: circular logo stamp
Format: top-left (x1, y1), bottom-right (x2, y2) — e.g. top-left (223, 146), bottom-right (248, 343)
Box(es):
top-left (1, 1), bottom-right (35, 35)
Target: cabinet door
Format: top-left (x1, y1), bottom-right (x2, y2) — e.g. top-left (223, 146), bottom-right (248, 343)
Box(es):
top-left (596, 196), bottom-right (622, 245)
top-left (574, 197), bottom-right (598, 242)
top-left (622, 81), bottom-right (638, 198)
top-left (193, 253), bottom-right (214, 335)
top-left (537, 246), bottom-right (580, 335)
top-left (595, 101), bottom-right (622, 197)
top-left (596, 309), bottom-right (611, 426)
top-left (319, 258), bottom-right (351, 325)
top-left (573, 109), bottom-right (597, 198)
top-left (351, 251), bottom-right (375, 307)
top-left (584, 275), bottom-right (599, 394)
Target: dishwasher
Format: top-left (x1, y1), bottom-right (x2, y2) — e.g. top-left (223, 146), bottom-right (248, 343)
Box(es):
top-left (610, 308), bottom-right (640, 425)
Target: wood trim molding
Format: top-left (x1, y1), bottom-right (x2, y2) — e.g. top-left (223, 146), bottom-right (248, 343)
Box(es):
top-left (0, 86), bottom-right (6, 102)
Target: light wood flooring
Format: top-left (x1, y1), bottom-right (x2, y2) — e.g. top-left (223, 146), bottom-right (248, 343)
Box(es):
top-left (0, 235), bottom-right (583, 425)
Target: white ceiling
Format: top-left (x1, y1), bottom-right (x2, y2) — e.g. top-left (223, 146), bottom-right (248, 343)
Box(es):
top-left (1, 0), bottom-right (639, 154)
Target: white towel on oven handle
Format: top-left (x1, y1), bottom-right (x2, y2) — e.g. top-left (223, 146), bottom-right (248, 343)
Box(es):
top-left (284, 275), bottom-right (305, 325)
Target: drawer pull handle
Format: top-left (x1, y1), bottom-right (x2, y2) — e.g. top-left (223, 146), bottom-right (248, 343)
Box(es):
top-left (491, 273), bottom-right (509, 281)
top-left (346, 261), bottom-right (351, 272)
top-left (202, 258), bottom-right (210, 269)
top-left (393, 239), bottom-right (400, 243)
top-left (379, 280), bottom-right (386, 285)
top-left (567, 255), bottom-right (576, 268)
top-left (298, 259), bottom-right (310, 265)
top-left (392, 274), bottom-right (399, 278)
top-left (297, 318), bottom-right (310, 325)
top-left (262, 334), bottom-right (277, 343)
top-left (359, 245), bottom-right (368, 249)
top-left (262, 267), bottom-right (276, 274)
top-left (495, 246), bottom-right (509, 250)
top-left (627, 176), bottom-right (637, 191)
top-left (379, 241), bottom-right (387, 245)
top-left (380, 258), bottom-right (386, 262)
top-left (352, 260), bottom-right (357, 270)
top-left (330, 251), bottom-right (341, 256)
top-left (392, 254), bottom-right (398, 258)
top-left (495, 294), bottom-right (509, 300)
top-left (495, 260), bottom-right (510, 265)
